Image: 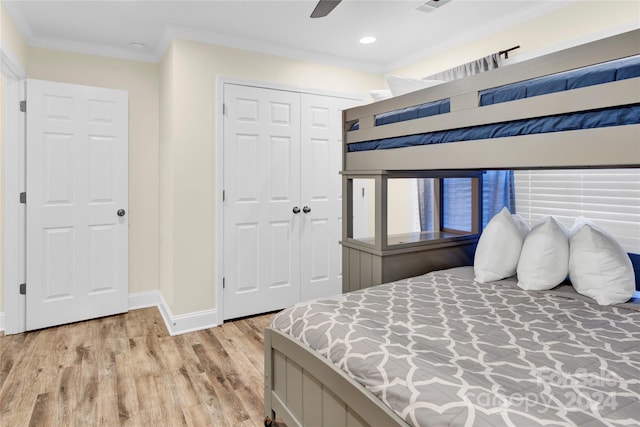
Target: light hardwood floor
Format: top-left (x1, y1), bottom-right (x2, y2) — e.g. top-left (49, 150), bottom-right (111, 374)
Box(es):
top-left (0, 307), bottom-right (282, 426)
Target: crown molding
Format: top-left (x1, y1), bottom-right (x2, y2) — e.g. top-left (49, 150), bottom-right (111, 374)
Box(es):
top-left (28, 36), bottom-right (158, 63)
top-left (155, 25), bottom-right (385, 73)
top-left (8, 19), bottom-right (385, 73)
top-left (0, 42), bottom-right (27, 78)
top-left (3, 0), bottom-right (157, 63)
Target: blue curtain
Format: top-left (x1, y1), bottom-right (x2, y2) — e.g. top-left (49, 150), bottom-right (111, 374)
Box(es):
top-left (418, 171), bottom-right (515, 232)
top-left (481, 170), bottom-right (516, 227)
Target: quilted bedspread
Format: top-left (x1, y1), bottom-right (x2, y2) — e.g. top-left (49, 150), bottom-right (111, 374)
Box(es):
top-left (271, 268), bottom-right (640, 427)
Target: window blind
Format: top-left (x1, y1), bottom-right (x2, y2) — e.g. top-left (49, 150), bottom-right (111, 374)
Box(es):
top-left (514, 169), bottom-right (640, 253)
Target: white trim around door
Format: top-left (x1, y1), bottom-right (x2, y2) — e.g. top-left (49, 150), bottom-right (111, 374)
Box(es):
top-left (1, 43), bottom-right (27, 335)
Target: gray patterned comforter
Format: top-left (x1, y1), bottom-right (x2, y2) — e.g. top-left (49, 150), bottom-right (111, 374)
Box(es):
top-left (271, 267), bottom-right (640, 427)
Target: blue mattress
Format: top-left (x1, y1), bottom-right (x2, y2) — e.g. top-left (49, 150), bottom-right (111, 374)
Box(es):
top-left (350, 99), bottom-right (449, 131)
top-left (346, 105), bottom-right (640, 152)
top-left (480, 55), bottom-right (640, 106)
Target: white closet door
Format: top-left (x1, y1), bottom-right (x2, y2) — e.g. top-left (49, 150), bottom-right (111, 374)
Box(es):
top-left (26, 79), bottom-right (128, 330)
top-left (300, 94), bottom-right (355, 301)
top-left (223, 84), bottom-right (301, 320)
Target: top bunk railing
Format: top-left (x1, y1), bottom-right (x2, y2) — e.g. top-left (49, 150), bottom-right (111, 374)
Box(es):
top-left (343, 29), bottom-right (640, 172)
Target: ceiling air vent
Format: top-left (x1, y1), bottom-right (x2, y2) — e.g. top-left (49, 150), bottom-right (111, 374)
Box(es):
top-left (415, 0), bottom-right (453, 13)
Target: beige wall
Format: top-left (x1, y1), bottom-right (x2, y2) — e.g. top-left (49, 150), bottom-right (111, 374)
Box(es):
top-left (27, 48), bottom-right (160, 296)
top-left (387, 184), bottom-right (420, 237)
top-left (160, 39), bottom-right (384, 315)
top-left (390, 0), bottom-right (640, 78)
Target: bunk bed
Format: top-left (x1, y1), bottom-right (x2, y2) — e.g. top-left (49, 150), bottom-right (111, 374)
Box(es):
top-left (264, 29), bottom-right (640, 427)
top-left (344, 30), bottom-right (639, 172)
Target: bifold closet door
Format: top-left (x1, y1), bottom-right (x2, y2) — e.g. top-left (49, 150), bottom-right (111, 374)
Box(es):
top-left (223, 84), bottom-right (302, 320)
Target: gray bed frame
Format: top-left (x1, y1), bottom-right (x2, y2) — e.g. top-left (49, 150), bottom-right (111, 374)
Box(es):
top-left (264, 328), bottom-right (408, 427)
top-left (264, 29), bottom-right (640, 427)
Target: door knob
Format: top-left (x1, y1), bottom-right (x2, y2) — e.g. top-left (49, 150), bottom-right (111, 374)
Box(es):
top-left (117, 209), bottom-right (126, 217)
top-left (303, 206), bottom-right (311, 214)
top-left (292, 206), bottom-right (301, 214)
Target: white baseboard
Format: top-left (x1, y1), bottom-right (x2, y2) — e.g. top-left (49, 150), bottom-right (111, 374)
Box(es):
top-left (128, 290), bottom-right (161, 310)
top-left (157, 292), bottom-right (220, 336)
top-left (0, 292), bottom-right (219, 335)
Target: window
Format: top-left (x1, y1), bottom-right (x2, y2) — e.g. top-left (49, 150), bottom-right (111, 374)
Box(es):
top-left (442, 178), bottom-right (472, 232)
top-left (418, 170), bottom-right (515, 232)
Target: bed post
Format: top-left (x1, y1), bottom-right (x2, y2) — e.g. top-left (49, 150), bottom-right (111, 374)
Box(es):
top-left (264, 328), bottom-right (275, 426)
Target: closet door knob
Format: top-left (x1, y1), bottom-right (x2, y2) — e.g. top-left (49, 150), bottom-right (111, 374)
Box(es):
top-left (117, 209), bottom-right (126, 217)
top-left (303, 206), bottom-right (311, 214)
top-left (292, 206), bottom-right (301, 214)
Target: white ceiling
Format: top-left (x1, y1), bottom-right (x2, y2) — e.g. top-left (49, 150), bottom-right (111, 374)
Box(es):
top-left (3, 0), bottom-right (574, 73)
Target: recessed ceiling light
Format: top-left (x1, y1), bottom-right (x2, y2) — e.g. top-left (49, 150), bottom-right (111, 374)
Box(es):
top-left (130, 42), bottom-right (146, 50)
top-left (359, 36), bottom-right (376, 45)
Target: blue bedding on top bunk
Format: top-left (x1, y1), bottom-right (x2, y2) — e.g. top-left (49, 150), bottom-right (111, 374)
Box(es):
top-left (346, 104), bottom-right (640, 152)
top-left (480, 55), bottom-right (640, 106)
top-left (350, 98), bottom-right (449, 131)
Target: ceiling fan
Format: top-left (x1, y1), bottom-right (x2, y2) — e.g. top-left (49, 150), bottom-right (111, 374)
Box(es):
top-left (310, 0), bottom-right (342, 18)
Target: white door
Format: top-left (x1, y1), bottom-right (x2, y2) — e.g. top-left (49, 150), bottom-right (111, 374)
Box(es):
top-left (26, 79), bottom-right (128, 330)
top-left (299, 94), bottom-right (354, 301)
top-left (223, 84), bottom-right (301, 320)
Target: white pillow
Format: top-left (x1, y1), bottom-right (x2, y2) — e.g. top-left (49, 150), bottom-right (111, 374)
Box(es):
top-left (568, 217), bottom-right (635, 305)
top-left (474, 207), bottom-right (529, 283)
top-left (384, 74), bottom-right (444, 96)
top-left (369, 89), bottom-right (393, 101)
top-left (517, 216), bottom-right (569, 290)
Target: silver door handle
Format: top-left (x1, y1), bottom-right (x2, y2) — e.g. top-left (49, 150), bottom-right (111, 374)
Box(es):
top-left (117, 209), bottom-right (126, 217)
top-left (292, 206), bottom-right (301, 214)
top-left (303, 206), bottom-right (311, 214)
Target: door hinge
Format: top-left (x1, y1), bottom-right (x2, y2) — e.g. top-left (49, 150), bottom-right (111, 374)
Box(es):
top-left (19, 283), bottom-right (26, 295)
top-left (222, 277), bottom-right (226, 289)
top-left (19, 192), bottom-right (26, 204)
top-left (19, 100), bottom-right (26, 112)
top-left (222, 103), bottom-right (226, 115)
top-left (222, 190), bottom-right (225, 202)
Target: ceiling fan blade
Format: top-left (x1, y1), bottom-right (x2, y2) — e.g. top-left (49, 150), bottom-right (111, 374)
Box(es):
top-left (310, 0), bottom-right (342, 18)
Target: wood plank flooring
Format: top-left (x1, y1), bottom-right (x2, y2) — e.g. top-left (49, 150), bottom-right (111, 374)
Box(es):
top-left (0, 307), bottom-right (283, 426)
